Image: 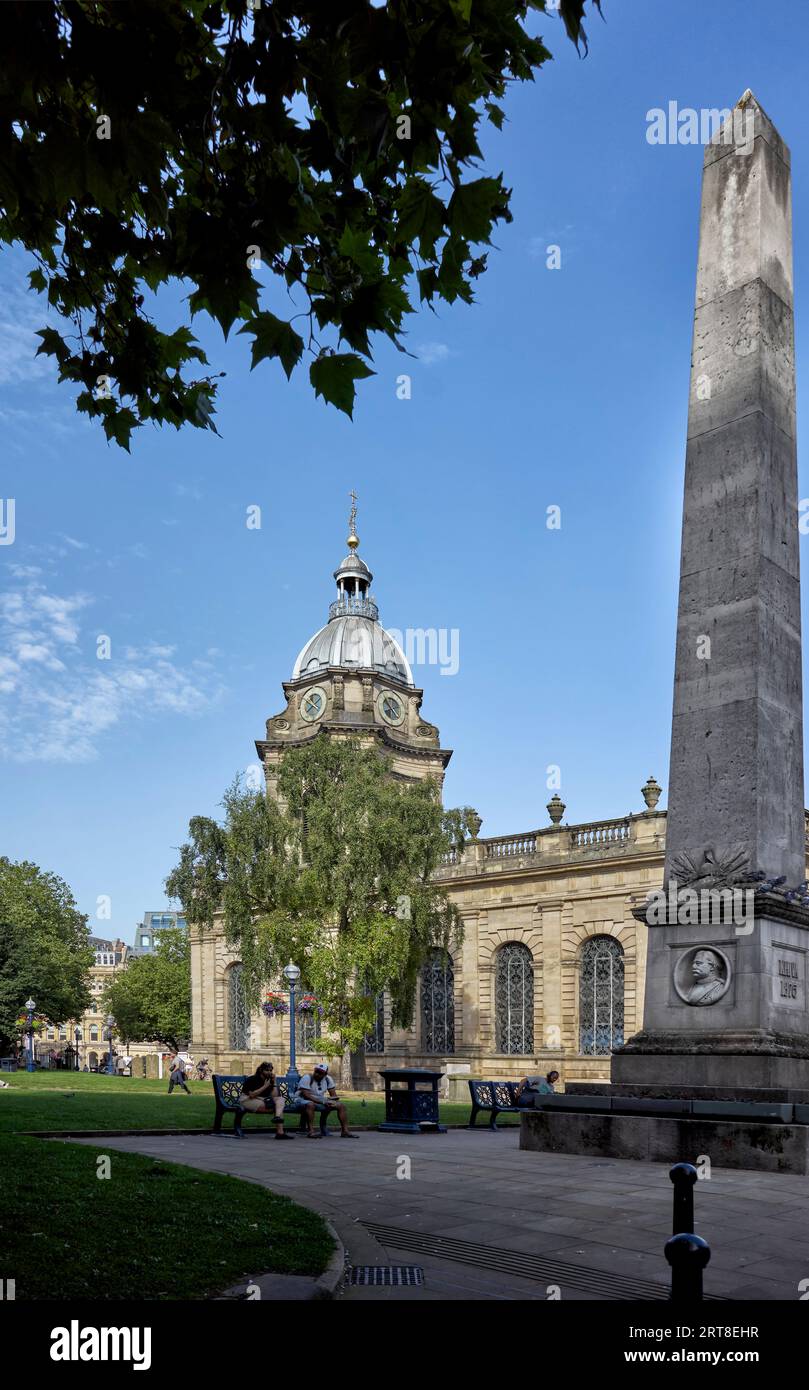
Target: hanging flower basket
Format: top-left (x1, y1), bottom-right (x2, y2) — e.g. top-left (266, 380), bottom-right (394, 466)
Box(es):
top-left (15, 1014), bottom-right (46, 1034)
top-left (297, 994), bottom-right (324, 1018)
top-left (261, 992), bottom-right (289, 1018)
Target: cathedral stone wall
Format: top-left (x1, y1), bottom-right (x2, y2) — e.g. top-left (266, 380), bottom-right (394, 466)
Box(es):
top-left (190, 808), bottom-right (671, 1088)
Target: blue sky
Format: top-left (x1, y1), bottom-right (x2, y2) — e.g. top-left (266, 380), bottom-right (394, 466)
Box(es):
top-left (2, 0), bottom-right (808, 942)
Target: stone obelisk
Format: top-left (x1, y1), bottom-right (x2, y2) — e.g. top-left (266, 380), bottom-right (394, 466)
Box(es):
top-left (666, 91), bottom-right (803, 890)
top-left (613, 92), bottom-right (809, 1098)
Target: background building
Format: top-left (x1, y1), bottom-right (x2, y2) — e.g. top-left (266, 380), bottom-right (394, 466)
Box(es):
top-left (44, 934), bottom-right (127, 1069)
top-left (129, 909), bottom-right (185, 958)
top-left (43, 913), bottom-right (181, 1072)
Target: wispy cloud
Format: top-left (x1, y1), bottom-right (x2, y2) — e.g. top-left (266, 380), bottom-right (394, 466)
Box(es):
top-left (0, 271), bottom-right (55, 386)
top-left (0, 576), bottom-right (224, 762)
top-left (416, 341), bottom-right (452, 366)
top-left (528, 225), bottom-right (576, 260)
top-left (0, 279), bottom-right (52, 387)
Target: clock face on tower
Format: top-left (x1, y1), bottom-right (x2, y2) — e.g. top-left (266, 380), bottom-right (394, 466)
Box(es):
top-left (378, 689), bottom-right (405, 726)
top-left (300, 686), bottom-right (327, 722)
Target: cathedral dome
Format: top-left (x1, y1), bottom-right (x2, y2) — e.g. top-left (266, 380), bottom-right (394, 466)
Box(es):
top-left (292, 615), bottom-right (413, 684)
top-left (291, 496), bottom-right (413, 686)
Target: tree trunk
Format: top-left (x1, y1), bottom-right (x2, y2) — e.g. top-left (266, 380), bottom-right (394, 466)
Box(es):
top-left (339, 1042), bottom-right (352, 1090)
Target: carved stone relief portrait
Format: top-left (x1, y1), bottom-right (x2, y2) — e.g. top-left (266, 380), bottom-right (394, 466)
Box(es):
top-left (673, 946), bottom-right (731, 1007)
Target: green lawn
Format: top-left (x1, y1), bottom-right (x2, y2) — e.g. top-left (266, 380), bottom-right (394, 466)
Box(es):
top-left (0, 1133), bottom-right (334, 1299)
top-left (0, 1070), bottom-right (518, 1132)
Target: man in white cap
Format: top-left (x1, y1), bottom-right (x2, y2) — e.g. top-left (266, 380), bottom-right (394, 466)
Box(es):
top-left (294, 1061), bottom-right (357, 1138)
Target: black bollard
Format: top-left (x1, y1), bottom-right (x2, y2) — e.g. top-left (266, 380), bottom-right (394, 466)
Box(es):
top-left (669, 1162), bottom-right (698, 1234)
top-left (665, 1232), bottom-right (710, 1302)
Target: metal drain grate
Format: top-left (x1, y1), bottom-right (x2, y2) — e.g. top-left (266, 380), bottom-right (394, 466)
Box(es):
top-left (350, 1265), bottom-right (424, 1287)
top-left (362, 1223), bottom-right (728, 1302)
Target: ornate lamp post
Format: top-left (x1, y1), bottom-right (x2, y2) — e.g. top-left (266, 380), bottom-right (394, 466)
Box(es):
top-left (105, 1014), bottom-right (115, 1075)
top-left (282, 962), bottom-right (301, 1088)
top-left (24, 997), bottom-right (36, 1073)
top-left (74, 1026), bottom-right (82, 1072)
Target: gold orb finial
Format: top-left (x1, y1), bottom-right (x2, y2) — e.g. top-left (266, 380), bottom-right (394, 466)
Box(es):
top-left (347, 489), bottom-right (359, 549)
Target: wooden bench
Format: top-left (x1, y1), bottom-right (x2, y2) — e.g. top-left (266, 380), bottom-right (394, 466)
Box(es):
top-left (212, 1074), bottom-right (331, 1138)
top-left (468, 1080), bottom-right (529, 1129)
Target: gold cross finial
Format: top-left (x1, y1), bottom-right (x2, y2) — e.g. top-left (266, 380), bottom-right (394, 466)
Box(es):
top-left (347, 490), bottom-right (359, 549)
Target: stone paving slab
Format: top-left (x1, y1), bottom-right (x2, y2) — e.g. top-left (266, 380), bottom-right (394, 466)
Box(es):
top-left (62, 1129), bottom-right (809, 1301)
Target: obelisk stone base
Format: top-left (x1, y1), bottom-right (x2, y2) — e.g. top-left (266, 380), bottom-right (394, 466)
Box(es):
top-left (612, 899), bottom-right (809, 1098)
top-left (519, 1108), bottom-right (809, 1175)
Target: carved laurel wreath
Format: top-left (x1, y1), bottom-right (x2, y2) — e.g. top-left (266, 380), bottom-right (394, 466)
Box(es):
top-left (669, 843), bottom-right (750, 889)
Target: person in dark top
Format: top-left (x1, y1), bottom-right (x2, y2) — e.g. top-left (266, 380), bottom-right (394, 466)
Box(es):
top-left (241, 1062), bottom-right (293, 1140)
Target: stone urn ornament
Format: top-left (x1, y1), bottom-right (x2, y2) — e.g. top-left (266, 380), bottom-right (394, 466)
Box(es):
top-left (547, 794), bottom-right (566, 825)
top-left (641, 776), bottom-right (662, 811)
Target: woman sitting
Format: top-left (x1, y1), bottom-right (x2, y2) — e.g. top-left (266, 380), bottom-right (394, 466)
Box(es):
top-left (240, 1062), bottom-right (294, 1140)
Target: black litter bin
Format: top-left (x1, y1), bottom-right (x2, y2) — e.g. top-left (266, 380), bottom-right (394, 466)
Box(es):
top-left (378, 1068), bottom-right (446, 1133)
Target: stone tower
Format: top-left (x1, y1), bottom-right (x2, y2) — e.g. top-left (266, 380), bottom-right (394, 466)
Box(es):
top-left (256, 498), bottom-right (452, 793)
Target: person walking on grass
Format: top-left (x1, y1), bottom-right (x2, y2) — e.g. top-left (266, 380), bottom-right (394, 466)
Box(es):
top-left (167, 1055), bottom-right (191, 1095)
top-left (240, 1062), bottom-right (293, 1140)
top-left (294, 1062), bottom-right (357, 1138)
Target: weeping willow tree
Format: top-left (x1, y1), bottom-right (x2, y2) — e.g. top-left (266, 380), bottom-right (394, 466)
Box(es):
top-left (166, 734), bottom-right (478, 1081)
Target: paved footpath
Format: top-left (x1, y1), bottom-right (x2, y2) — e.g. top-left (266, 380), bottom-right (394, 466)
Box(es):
top-left (66, 1129), bottom-right (809, 1301)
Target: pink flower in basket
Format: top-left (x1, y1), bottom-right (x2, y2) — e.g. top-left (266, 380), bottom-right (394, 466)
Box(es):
top-left (262, 991), bottom-right (290, 1018)
top-left (297, 994), bottom-right (324, 1017)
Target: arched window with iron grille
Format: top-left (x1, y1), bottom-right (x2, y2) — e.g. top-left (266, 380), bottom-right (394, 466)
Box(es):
top-left (227, 963), bottom-right (249, 1050)
top-left (363, 991), bottom-right (385, 1054)
top-left (579, 936), bottom-right (625, 1055)
top-left (421, 950), bottom-right (455, 1053)
top-left (296, 992), bottom-right (321, 1053)
top-left (495, 943), bottom-right (534, 1054)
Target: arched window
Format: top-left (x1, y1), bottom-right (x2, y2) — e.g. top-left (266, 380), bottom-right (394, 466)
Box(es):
top-left (228, 963), bottom-right (249, 1050)
top-left (296, 990), bottom-right (321, 1053)
top-left (364, 992), bottom-right (386, 1054)
top-left (579, 936), bottom-right (625, 1055)
top-left (495, 943), bottom-right (534, 1053)
top-left (90, 1025), bottom-right (99, 1042)
top-left (421, 951), bottom-right (455, 1054)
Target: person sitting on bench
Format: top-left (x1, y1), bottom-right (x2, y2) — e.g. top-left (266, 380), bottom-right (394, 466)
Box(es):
top-left (515, 1070), bottom-right (560, 1108)
top-left (294, 1062), bottom-right (357, 1138)
top-left (241, 1062), bottom-right (294, 1140)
